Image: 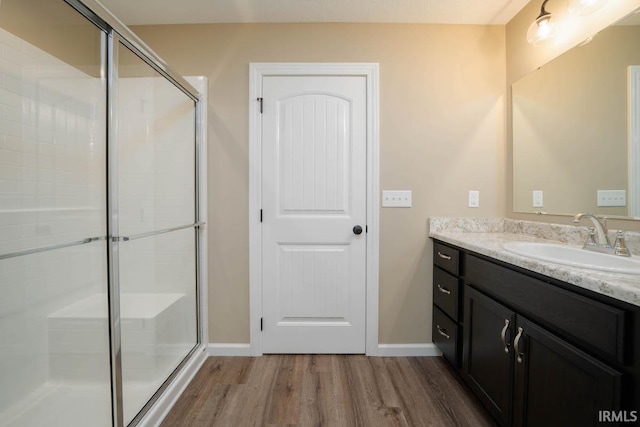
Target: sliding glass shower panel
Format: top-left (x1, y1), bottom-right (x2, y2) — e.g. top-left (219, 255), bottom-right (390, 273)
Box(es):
top-left (116, 42), bottom-right (198, 425)
top-left (116, 44), bottom-right (196, 237)
top-left (118, 228), bottom-right (197, 424)
top-left (0, 243), bottom-right (111, 426)
top-left (0, 1), bottom-right (111, 426)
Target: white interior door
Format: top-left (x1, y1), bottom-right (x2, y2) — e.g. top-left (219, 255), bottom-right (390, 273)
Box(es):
top-left (261, 75), bottom-right (367, 354)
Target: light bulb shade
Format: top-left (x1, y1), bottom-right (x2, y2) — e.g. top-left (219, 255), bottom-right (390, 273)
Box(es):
top-left (527, 14), bottom-right (557, 46)
top-left (568, 0), bottom-right (608, 15)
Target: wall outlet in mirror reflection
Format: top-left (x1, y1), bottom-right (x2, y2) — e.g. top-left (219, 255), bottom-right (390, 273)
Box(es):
top-left (533, 190), bottom-right (544, 208)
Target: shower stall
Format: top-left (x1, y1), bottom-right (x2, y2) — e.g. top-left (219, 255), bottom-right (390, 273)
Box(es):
top-left (0, 0), bottom-right (208, 426)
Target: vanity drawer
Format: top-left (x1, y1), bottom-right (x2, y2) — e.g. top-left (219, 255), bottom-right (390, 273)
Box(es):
top-left (433, 305), bottom-right (458, 367)
top-left (466, 255), bottom-right (626, 364)
top-left (433, 267), bottom-right (460, 321)
top-left (434, 242), bottom-right (460, 276)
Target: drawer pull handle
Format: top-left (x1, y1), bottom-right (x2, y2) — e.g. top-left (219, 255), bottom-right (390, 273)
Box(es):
top-left (514, 326), bottom-right (524, 363)
top-left (437, 251), bottom-right (452, 261)
top-left (500, 319), bottom-right (511, 353)
top-left (436, 325), bottom-right (450, 340)
top-left (437, 284), bottom-right (451, 295)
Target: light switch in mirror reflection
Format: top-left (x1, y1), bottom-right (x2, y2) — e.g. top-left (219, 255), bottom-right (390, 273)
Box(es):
top-left (512, 8), bottom-right (640, 219)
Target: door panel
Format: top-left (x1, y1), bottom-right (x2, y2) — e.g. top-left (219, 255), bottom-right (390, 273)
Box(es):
top-left (277, 245), bottom-right (349, 322)
top-left (262, 75), bottom-right (367, 354)
top-left (514, 317), bottom-right (622, 427)
top-left (464, 286), bottom-right (515, 426)
top-left (279, 94), bottom-right (350, 214)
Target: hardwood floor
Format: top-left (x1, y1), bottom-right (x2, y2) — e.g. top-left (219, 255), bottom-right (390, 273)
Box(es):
top-left (161, 355), bottom-right (496, 427)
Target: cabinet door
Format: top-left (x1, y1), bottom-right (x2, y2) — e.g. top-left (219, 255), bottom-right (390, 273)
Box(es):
top-left (464, 286), bottom-right (516, 427)
top-left (513, 317), bottom-right (622, 427)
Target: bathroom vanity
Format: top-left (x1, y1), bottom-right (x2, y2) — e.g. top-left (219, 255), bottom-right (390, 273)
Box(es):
top-left (429, 218), bottom-right (640, 427)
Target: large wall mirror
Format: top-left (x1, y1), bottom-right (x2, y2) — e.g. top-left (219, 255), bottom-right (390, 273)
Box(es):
top-left (512, 8), bottom-right (640, 219)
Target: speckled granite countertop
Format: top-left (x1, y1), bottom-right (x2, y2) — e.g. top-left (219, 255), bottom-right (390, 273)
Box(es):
top-left (428, 217), bottom-right (640, 307)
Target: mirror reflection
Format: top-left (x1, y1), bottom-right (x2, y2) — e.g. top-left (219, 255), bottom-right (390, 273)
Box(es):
top-left (512, 9), bottom-right (640, 218)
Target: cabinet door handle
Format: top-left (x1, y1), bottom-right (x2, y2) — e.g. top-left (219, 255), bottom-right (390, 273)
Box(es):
top-left (500, 319), bottom-right (511, 353)
top-left (437, 284), bottom-right (451, 295)
top-left (514, 326), bottom-right (524, 363)
top-left (436, 325), bottom-right (450, 340)
top-left (437, 251), bottom-right (452, 260)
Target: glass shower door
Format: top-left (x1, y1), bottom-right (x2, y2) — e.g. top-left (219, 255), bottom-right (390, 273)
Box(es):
top-left (0, 1), bottom-right (111, 426)
top-left (114, 41), bottom-right (198, 425)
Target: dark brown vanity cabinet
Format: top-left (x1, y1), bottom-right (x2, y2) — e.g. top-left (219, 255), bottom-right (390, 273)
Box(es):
top-left (464, 286), bottom-right (622, 427)
top-left (512, 317), bottom-right (622, 427)
top-left (432, 239), bottom-right (639, 427)
top-left (432, 242), bottom-right (463, 368)
top-left (463, 287), bottom-right (515, 426)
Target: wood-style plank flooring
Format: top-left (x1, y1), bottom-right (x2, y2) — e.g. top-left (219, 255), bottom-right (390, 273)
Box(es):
top-left (161, 355), bottom-right (496, 427)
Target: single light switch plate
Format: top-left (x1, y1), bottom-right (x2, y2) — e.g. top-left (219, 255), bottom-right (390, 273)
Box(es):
top-left (597, 190), bottom-right (626, 207)
top-left (468, 190), bottom-right (480, 208)
top-left (382, 190), bottom-right (412, 207)
top-left (532, 190), bottom-right (544, 208)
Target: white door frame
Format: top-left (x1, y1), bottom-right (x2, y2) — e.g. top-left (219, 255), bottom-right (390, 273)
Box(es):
top-left (249, 63), bottom-right (380, 356)
top-left (630, 66), bottom-right (640, 218)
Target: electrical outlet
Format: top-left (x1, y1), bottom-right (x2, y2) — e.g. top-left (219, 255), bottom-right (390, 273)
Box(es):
top-left (382, 190), bottom-right (412, 207)
top-left (597, 190), bottom-right (626, 207)
top-left (532, 190), bottom-right (544, 208)
top-left (468, 190), bottom-right (479, 208)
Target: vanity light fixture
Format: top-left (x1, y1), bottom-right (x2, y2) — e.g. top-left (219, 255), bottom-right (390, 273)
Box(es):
top-left (568, 0), bottom-right (608, 16)
top-left (527, 0), bottom-right (558, 46)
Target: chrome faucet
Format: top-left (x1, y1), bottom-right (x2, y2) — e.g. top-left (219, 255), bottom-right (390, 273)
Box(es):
top-left (573, 213), bottom-right (609, 247)
top-left (573, 213), bottom-right (631, 257)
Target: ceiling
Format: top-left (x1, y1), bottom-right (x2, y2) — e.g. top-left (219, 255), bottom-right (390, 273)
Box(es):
top-left (97, 0), bottom-right (531, 26)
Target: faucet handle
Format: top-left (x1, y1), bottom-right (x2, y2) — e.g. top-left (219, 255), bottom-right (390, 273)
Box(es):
top-left (583, 228), bottom-right (597, 249)
top-left (614, 231), bottom-right (631, 257)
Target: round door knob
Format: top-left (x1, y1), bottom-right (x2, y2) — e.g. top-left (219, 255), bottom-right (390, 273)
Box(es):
top-left (353, 225), bottom-right (363, 235)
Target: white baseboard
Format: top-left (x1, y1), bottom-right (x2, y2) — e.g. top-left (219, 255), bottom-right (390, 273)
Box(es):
top-left (206, 343), bottom-right (440, 357)
top-left (139, 345), bottom-right (208, 427)
top-left (376, 343), bottom-right (442, 357)
top-left (208, 343), bottom-right (254, 357)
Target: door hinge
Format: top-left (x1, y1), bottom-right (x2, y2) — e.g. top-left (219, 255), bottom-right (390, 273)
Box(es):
top-left (260, 317), bottom-right (263, 331)
top-left (366, 225), bottom-right (368, 233)
top-left (257, 97), bottom-right (263, 114)
top-left (260, 209), bottom-right (263, 223)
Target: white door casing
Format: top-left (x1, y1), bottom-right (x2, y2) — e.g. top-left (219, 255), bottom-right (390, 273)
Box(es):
top-left (249, 63), bottom-right (379, 356)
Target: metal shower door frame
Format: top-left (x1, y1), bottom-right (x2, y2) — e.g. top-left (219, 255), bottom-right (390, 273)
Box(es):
top-left (62, 1), bottom-right (206, 426)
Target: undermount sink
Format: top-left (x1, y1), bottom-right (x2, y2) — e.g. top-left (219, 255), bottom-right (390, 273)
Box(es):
top-left (502, 241), bottom-right (640, 275)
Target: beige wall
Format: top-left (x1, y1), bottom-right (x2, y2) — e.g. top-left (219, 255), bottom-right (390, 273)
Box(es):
top-left (132, 23), bottom-right (507, 344)
top-left (506, 0), bottom-right (640, 232)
